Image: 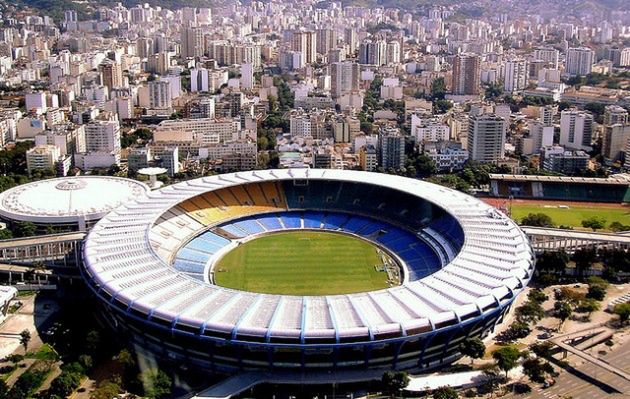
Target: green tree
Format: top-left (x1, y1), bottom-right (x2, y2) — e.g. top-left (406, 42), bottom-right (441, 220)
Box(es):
top-left (431, 385), bottom-right (459, 399)
top-left (609, 221), bottom-right (630, 232)
top-left (586, 285), bottom-right (607, 301)
top-left (582, 216), bottom-right (606, 231)
top-left (496, 321), bottom-right (530, 343)
top-left (430, 77), bottom-right (447, 100)
top-left (90, 379), bottom-right (122, 399)
top-left (13, 221), bottom-right (37, 238)
top-left (381, 370), bottom-right (410, 397)
top-left (530, 341), bottom-right (554, 358)
top-left (492, 345), bottom-right (521, 379)
top-left (528, 289), bottom-right (549, 304)
top-left (613, 303), bottom-right (630, 324)
top-left (536, 251), bottom-right (569, 275)
top-left (515, 300), bottom-right (545, 324)
top-left (522, 357), bottom-right (555, 383)
top-left (19, 330), bottom-right (30, 352)
top-left (0, 229), bottom-right (12, 240)
top-left (460, 337), bottom-right (485, 365)
top-left (554, 301), bottom-right (573, 329)
top-left (144, 370), bottom-right (171, 399)
top-left (572, 248), bottom-right (597, 279)
top-left (577, 298), bottom-right (601, 319)
top-left (521, 213), bottom-right (553, 227)
top-left (0, 380), bottom-right (7, 399)
top-left (85, 330), bottom-right (101, 354)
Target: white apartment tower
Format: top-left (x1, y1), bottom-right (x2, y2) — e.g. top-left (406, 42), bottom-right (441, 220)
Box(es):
top-left (565, 47), bottom-right (594, 76)
top-left (467, 114), bottom-right (506, 162)
top-left (503, 59), bottom-right (528, 92)
top-left (559, 109), bottom-right (593, 151)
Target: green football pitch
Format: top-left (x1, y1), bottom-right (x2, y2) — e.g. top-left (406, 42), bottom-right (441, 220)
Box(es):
top-left (510, 203), bottom-right (630, 231)
top-left (213, 231), bottom-right (391, 295)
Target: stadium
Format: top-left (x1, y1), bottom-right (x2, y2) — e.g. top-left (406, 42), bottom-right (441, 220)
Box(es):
top-left (0, 176), bottom-right (149, 231)
top-left (81, 169), bottom-right (534, 377)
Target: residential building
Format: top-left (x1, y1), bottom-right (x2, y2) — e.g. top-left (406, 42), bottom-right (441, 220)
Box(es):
top-left (467, 114), bottom-right (506, 162)
top-left (559, 109), bottom-right (593, 151)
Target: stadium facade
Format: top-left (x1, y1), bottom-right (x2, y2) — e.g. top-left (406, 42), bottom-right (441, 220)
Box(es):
top-left (82, 169), bottom-right (534, 376)
top-left (489, 173), bottom-right (630, 203)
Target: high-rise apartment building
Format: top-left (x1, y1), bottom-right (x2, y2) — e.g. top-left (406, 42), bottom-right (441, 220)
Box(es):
top-left (503, 59), bottom-right (528, 92)
top-left (148, 80), bottom-right (172, 109)
top-left (559, 109), bottom-right (593, 150)
top-left (378, 127), bottom-right (405, 169)
top-left (99, 60), bottom-right (123, 91)
top-left (291, 30), bottom-right (317, 65)
top-left (467, 114), bottom-right (506, 162)
top-left (84, 120), bottom-right (121, 153)
top-left (565, 47), bottom-right (594, 76)
top-left (180, 27), bottom-right (204, 58)
top-left (452, 53), bottom-right (480, 95)
top-left (331, 61), bottom-right (359, 98)
top-left (359, 39), bottom-right (387, 66)
top-left (533, 48), bottom-right (559, 69)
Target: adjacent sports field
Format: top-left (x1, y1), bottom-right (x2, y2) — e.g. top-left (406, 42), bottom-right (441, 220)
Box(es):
top-left (483, 198), bottom-right (630, 231)
top-left (213, 231), bottom-right (391, 295)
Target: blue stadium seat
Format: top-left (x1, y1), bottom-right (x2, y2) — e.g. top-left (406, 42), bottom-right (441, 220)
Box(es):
top-left (323, 213), bottom-right (349, 229)
top-left (303, 211), bottom-right (324, 229)
top-left (281, 213), bottom-right (302, 229)
top-left (257, 214), bottom-right (283, 230)
top-left (173, 259), bottom-right (206, 274)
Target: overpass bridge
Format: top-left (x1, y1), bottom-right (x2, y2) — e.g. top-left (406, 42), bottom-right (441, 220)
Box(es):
top-left (522, 227), bottom-right (630, 254)
top-left (0, 232), bottom-right (86, 264)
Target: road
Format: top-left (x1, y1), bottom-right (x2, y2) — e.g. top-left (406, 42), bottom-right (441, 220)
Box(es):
top-left (506, 340), bottom-right (630, 398)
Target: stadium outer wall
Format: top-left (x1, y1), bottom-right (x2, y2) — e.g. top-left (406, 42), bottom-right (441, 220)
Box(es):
top-left (81, 169), bottom-right (534, 378)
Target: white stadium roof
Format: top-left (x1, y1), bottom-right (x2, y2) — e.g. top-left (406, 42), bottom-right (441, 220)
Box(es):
top-left (83, 169), bottom-right (534, 341)
top-left (0, 176), bottom-right (149, 224)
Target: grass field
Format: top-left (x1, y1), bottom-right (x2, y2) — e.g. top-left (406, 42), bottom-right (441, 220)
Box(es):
top-left (214, 231), bottom-right (390, 295)
top-left (507, 203), bottom-right (630, 231)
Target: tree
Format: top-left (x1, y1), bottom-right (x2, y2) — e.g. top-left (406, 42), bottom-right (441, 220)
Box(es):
top-left (492, 345), bottom-right (521, 379)
top-left (582, 216), bottom-right (606, 231)
top-left (0, 380), bottom-right (7, 399)
top-left (90, 379), bottom-right (122, 399)
top-left (0, 229), bottom-right (12, 240)
top-left (577, 298), bottom-right (601, 319)
top-left (609, 221), bottom-right (630, 232)
top-left (19, 330), bottom-right (30, 352)
top-left (496, 321), bottom-right (531, 343)
top-left (586, 277), bottom-right (608, 301)
top-left (515, 300), bottom-right (545, 324)
top-left (554, 301), bottom-right (573, 329)
top-left (460, 337), bottom-right (485, 365)
top-left (528, 288), bottom-right (549, 304)
top-left (13, 221), bottom-right (37, 238)
top-left (144, 370), bottom-right (171, 399)
top-left (613, 303), bottom-right (630, 325)
top-left (85, 330), bottom-right (101, 354)
top-left (530, 341), bottom-right (554, 358)
top-left (430, 77), bottom-right (447, 101)
top-left (522, 357), bottom-right (555, 383)
top-left (431, 385), bottom-right (458, 399)
top-left (572, 248), bottom-right (597, 279)
top-left (536, 251), bottom-right (569, 275)
top-left (521, 213), bottom-right (553, 227)
top-left (381, 371), bottom-right (410, 397)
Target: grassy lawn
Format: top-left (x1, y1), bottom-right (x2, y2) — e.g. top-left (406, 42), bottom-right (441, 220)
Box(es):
top-left (26, 344), bottom-right (59, 361)
top-left (510, 204), bottom-right (630, 230)
top-left (214, 231), bottom-right (390, 295)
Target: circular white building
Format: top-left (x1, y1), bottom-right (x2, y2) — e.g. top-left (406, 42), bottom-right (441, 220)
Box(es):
top-left (82, 169), bottom-right (534, 377)
top-left (0, 176), bottom-right (149, 231)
